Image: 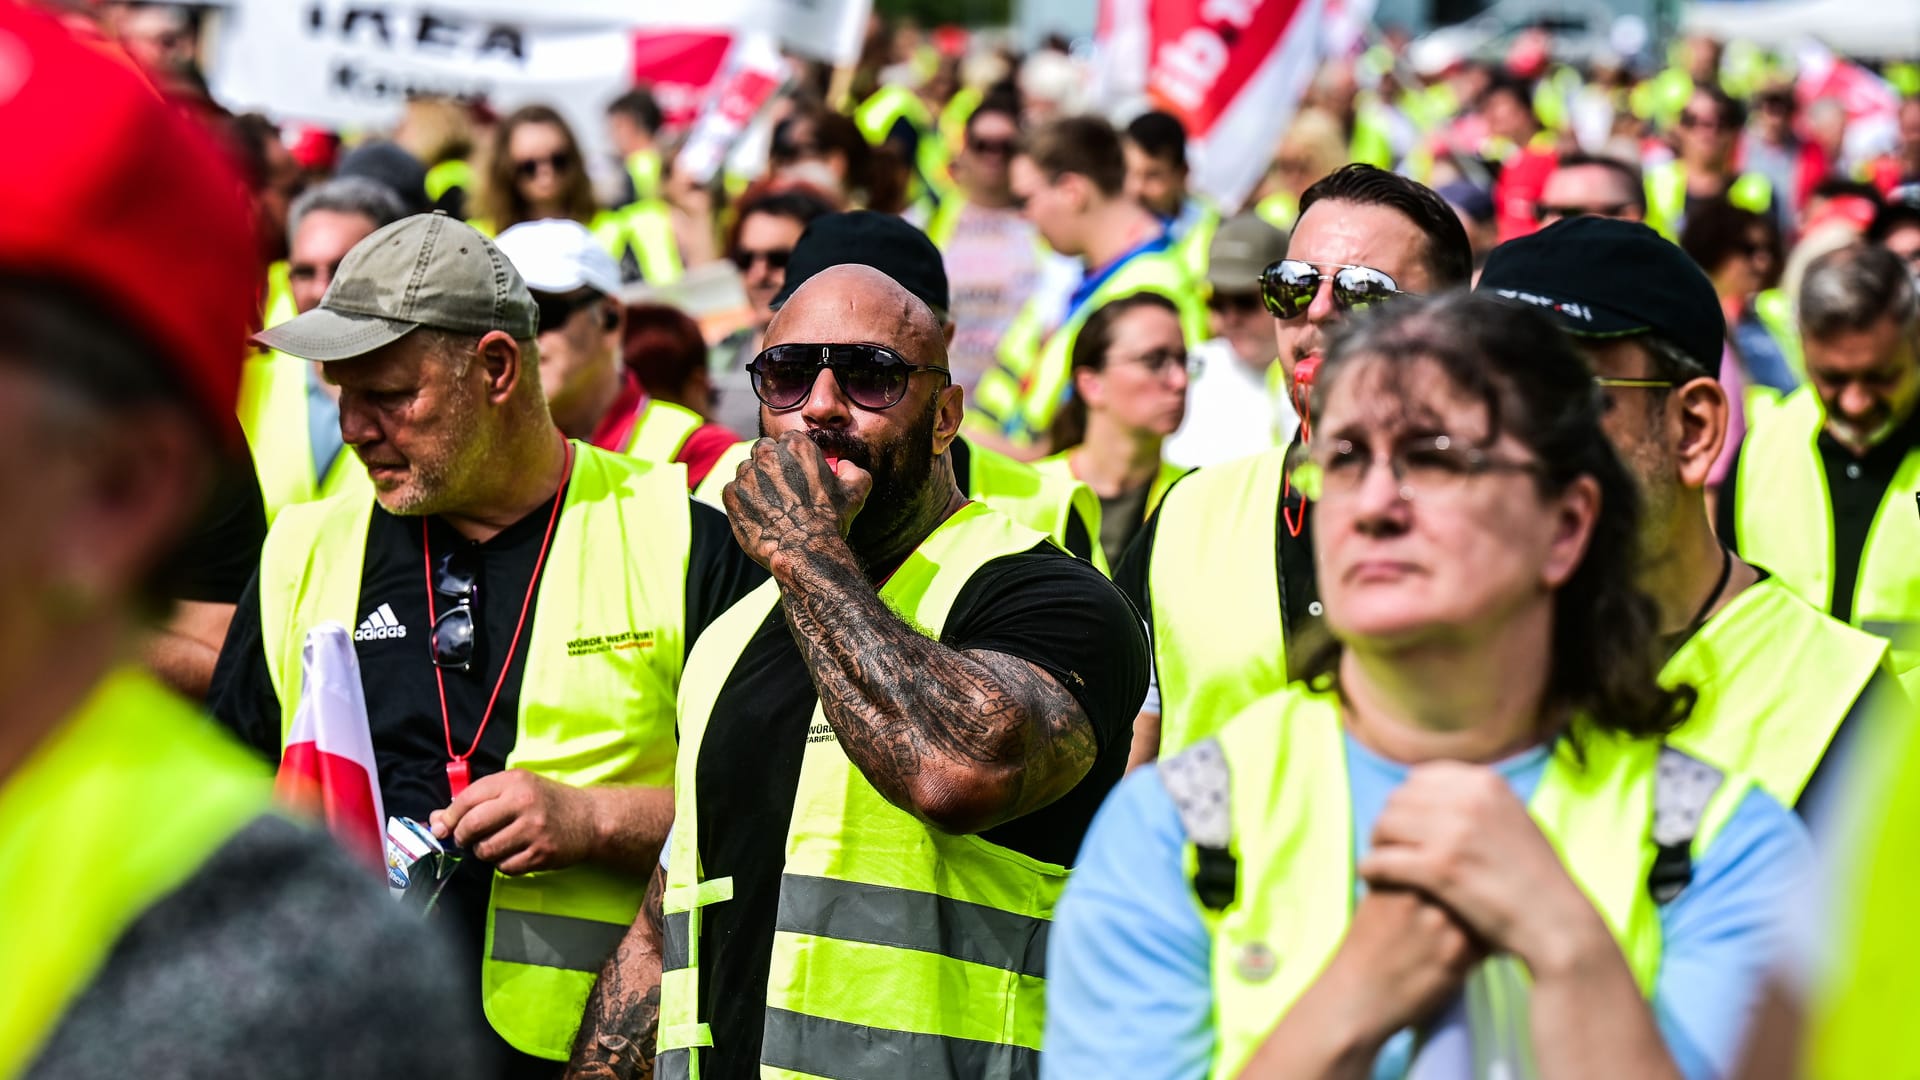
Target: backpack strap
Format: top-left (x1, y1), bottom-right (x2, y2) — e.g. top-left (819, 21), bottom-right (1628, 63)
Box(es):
top-left (1160, 738), bottom-right (1237, 911)
top-left (1649, 745), bottom-right (1724, 905)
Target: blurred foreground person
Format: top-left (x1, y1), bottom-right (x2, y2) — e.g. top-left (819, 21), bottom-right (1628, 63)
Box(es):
top-left (570, 265), bottom-right (1147, 1079)
top-left (1046, 293), bottom-right (1809, 1080)
top-left (0, 8), bottom-right (476, 1077)
top-left (1483, 218), bottom-right (1902, 814)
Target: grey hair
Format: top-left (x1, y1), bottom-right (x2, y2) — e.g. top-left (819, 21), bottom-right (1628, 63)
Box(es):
top-left (287, 177), bottom-right (409, 243)
top-left (1799, 244), bottom-right (1920, 342)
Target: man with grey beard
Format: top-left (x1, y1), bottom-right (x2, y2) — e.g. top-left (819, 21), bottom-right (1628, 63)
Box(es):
top-left (209, 211), bottom-right (765, 1078)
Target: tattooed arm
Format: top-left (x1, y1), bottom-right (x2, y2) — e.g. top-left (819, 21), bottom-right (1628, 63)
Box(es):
top-left (566, 863), bottom-right (666, 1080)
top-left (724, 431), bottom-right (1099, 835)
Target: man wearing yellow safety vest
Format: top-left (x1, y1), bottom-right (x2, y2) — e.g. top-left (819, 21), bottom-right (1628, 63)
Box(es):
top-left (1123, 110), bottom-right (1222, 282)
top-left (1482, 217), bottom-right (1905, 813)
top-left (972, 116), bottom-right (1207, 457)
top-left (496, 219), bottom-right (728, 489)
top-left (1115, 165), bottom-right (1473, 764)
top-left (853, 76), bottom-right (953, 225)
top-left (696, 210), bottom-right (1106, 568)
top-left (1717, 244), bottom-right (1920, 680)
top-left (1645, 87), bottom-right (1776, 242)
top-left (599, 89), bottom-right (683, 287)
top-left (568, 263), bottom-right (1148, 1080)
top-left (1, 8), bottom-right (479, 1074)
top-left (209, 212), bottom-right (766, 1075)
top-left (241, 177), bottom-right (408, 525)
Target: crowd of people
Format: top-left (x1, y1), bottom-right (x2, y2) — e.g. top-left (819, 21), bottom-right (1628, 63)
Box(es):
top-left (7, 1), bottom-right (1920, 1078)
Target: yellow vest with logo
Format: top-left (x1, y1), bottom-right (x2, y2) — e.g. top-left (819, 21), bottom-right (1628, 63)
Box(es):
top-left (592, 201), bottom-right (683, 286)
top-left (236, 349), bottom-right (373, 524)
top-left (658, 501), bottom-right (1059, 1080)
top-left (255, 442), bottom-right (690, 1060)
top-left (1145, 448), bottom-right (1291, 753)
top-left (1734, 386), bottom-right (1920, 676)
top-left (1173, 690), bottom-right (1748, 1080)
top-left (0, 668), bottom-right (271, 1078)
top-left (623, 398), bottom-right (705, 465)
top-left (1665, 576), bottom-right (1890, 807)
top-left (974, 249), bottom-right (1207, 450)
top-left (693, 437), bottom-right (1105, 572)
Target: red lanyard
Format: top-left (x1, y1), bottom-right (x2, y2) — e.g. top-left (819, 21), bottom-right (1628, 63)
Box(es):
top-left (423, 439), bottom-right (574, 798)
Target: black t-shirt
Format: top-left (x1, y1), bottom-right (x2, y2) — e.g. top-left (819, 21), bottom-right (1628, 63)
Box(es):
top-left (691, 543), bottom-right (1147, 1079)
top-left (1114, 461), bottom-right (1321, 700)
top-left (209, 496), bottom-right (765, 969)
top-left (1717, 407), bottom-right (1920, 623)
top-left (155, 450), bottom-right (268, 605)
top-left (951, 438), bottom-right (1097, 563)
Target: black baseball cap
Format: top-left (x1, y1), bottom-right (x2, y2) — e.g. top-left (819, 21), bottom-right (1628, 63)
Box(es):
top-left (770, 210), bottom-right (950, 320)
top-left (1477, 217), bottom-right (1726, 375)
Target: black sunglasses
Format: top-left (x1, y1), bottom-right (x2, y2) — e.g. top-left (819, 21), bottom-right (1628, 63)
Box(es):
top-left (969, 136), bottom-right (1016, 157)
top-left (1206, 290), bottom-right (1265, 315)
top-left (746, 343), bottom-right (951, 411)
top-left (731, 247), bottom-right (792, 273)
top-left (1259, 259), bottom-right (1410, 320)
top-left (514, 151), bottom-right (573, 180)
top-left (430, 551), bottom-right (478, 672)
top-left (533, 290), bottom-right (602, 334)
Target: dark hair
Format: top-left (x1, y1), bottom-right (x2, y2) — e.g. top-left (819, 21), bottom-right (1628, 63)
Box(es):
top-left (480, 105), bottom-right (598, 231)
top-left (1679, 198), bottom-right (1782, 290)
top-left (1688, 85), bottom-right (1746, 131)
top-left (966, 90), bottom-right (1022, 136)
top-left (1868, 200), bottom-right (1920, 245)
top-left (727, 183), bottom-right (838, 255)
top-left (227, 112), bottom-right (282, 194)
top-left (1125, 110), bottom-right (1189, 172)
top-left (1550, 152), bottom-right (1647, 214)
top-left (1298, 164), bottom-right (1475, 289)
top-left (1800, 244), bottom-right (1920, 341)
top-left (623, 303), bottom-right (708, 401)
top-left (1300, 292), bottom-right (1694, 741)
top-left (1047, 292), bottom-right (1182, 451)
top-left (1809, 177), bottom-right (1886, 207)
top-left (1019, 115), bottom-right (1128, 198)
top-left (1479, 72), bottom-right (1536, 114)
top-left (607, 87), bottom-right (664, 135)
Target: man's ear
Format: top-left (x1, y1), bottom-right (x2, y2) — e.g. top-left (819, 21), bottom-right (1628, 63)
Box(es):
top-left (475, 331), bottom-right (524, 406)
top-left (931, 382), bottom-right (965, 455)
top-left (1670, 376), bottom-right (1729, 491)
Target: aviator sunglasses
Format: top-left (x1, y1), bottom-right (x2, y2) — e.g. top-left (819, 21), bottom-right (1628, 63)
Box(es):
top-left (746, 343), bottom-right (951, 411)
top-left (1259, 259), bottom-right (1411, 321)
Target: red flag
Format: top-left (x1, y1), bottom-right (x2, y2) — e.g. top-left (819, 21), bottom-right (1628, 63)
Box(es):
top-left (275, 623), bottom-right (385, 871)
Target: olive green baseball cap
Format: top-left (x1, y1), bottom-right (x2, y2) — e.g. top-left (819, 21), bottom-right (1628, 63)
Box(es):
top-left (254, 211), bottom-right (538, 362)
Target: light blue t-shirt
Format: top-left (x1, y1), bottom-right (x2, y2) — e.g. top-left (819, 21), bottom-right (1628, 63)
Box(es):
top-left (1041, 733), bottom-right (1812, 1080)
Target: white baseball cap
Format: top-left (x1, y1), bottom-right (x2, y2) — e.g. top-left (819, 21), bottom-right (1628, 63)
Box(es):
top-left (495, 218), bottom-right (621, 299)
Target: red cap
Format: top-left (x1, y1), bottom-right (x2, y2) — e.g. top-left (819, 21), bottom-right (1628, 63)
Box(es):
top-left (0, 6), bottom-right (256, 441)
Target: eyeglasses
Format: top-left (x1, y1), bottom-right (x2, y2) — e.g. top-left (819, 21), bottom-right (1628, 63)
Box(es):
top-left (968, 136), bottom-right (1017, 157)
top-left (1260, 259), bottom-right (1411, 321)
top-left (1594, 376), bottom-right (1678, 391)
top-left (1206, 291), bottom-right (1266, 315)
top-left (1111, 347), bottom-right (1189, 375)
top-left (430, 550), bottom-right (479, 671)
top-left (731, 247), bottom-right (792, 273)
top-left (533, 290), bottom-right (602, 334)
top-left (746, 342), bottom-right (952, 411)
top-left (1289, 435), bottom-right (1542, 502)
top-left (1535, 202), bottom-right (1633, 222)
top-left (1677, 112), bottom-right (1731, 132)
top-left (514, 151), bottom-right (573, 180)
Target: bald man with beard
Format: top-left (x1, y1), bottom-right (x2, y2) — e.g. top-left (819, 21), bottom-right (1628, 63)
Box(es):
top-left (567, 265), bottom-right (1148, 1080)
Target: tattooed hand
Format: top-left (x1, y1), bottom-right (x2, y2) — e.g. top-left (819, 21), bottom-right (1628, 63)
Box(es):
top-left (723, 430), bottom-right (874, 574)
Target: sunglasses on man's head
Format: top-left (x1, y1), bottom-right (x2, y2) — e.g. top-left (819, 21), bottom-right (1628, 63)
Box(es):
top-left (1259, 259), bottom-right (1410, 321)
top-left (746, 343), bottom-right (951, 411)
top-left (514, 151), bottom-right (573, 180)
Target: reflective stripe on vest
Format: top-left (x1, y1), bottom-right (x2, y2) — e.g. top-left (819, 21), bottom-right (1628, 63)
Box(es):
top-left (593, 201), bottom-right (682, 285)
top-left (625, 399), bottom-right (704, 465)
top-left (1665, 576), bottom-right (1889, 806)
top-left (976, 249), bottom-right (1207, 447)
top-left (696, 437), bottom-right (1105, 572)
top-left (1178, 690), bottom-right (1748, 1080)
top-left (256, 444), bottom-right (690, 1059)
top-left (660, 502), bottom-right (1057, 1080)
top-left (1146, 449), bottom-right (1290, 753)
top-left (1734, 387), bottom-right (1920, 674)
top-left (237, 350), bottom-right (373, 525)
top-left (0, 668), bottom-right (270, 1075)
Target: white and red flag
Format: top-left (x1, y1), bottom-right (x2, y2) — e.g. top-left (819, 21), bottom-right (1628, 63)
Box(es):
top-left (275, 623), bottom-right (386, 872)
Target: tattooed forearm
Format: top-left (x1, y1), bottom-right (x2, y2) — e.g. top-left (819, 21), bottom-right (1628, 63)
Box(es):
top-left (566, 865), bottom-right (667, 1080)
top-left (774, 538), bottom-right (1099, 835)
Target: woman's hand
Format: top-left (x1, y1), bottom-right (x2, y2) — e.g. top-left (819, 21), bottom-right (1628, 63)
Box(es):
top-left (1359, 761), bottom-right (1614, 974)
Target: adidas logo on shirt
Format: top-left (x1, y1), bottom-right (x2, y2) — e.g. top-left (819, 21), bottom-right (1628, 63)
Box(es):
top-left (354, 603), bottom-right (408, 642)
